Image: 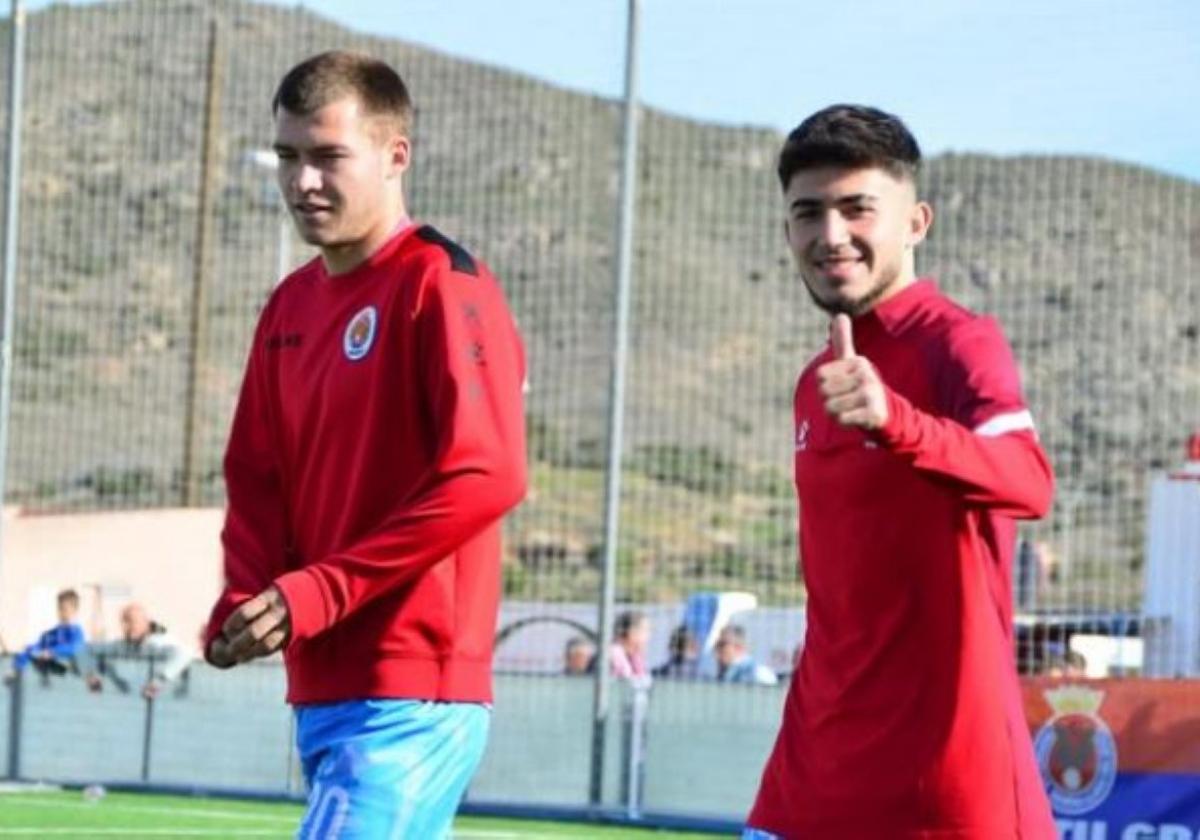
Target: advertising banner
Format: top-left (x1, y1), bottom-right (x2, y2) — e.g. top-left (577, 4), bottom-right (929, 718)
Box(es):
top-left (1023, 679), bottom-right (1200, 840)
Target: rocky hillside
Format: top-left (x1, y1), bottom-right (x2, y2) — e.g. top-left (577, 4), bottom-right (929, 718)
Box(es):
top-left (0, 0), bottom-right (1196, 603)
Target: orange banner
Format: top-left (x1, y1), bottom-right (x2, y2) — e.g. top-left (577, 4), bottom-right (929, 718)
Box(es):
top-left (1021, 678), bottom-right (1200, 831)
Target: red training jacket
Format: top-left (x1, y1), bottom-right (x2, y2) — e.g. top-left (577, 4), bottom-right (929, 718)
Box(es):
top-left (204, 224), bottom-right (527, 705)
top-left (748, 280), bottom-right (1056, 839)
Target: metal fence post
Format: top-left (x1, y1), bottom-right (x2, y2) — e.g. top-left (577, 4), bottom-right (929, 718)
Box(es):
top-left (140, 657), bottom-right (156, 782)
top-left (590, 0), bottom-right (642, 808)
top-left (285, 702), bottom-right (297, 795)
top-left (6, 665), bottom-right (23, 779)
top-left (181, 15), bottom-right (224, 506)
top-left (0, 0), bottom-right (28, 593)
top-left (622, 680), bottom-right (649, 819)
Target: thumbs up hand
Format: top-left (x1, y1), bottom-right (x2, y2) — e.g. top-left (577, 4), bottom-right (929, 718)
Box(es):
top-left (816, 314), bottom-right (890, 430)
top-left (829, 312), bottom-right (855, 361)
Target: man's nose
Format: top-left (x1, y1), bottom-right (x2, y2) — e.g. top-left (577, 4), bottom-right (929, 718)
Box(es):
top-left (290, 163), bottom-right (322, 195)
top-left (818, 211), bottom-right (850, 247)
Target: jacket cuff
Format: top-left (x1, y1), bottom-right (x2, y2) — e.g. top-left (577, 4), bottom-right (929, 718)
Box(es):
top-left (273, 568), bottom-right (331, 645)
top-left (875, 386), bottom-right (913, 449)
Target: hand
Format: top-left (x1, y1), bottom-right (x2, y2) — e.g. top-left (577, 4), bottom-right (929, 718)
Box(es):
top-left (85, 674), bottom-right (103, 693)
top-left (817, 314), bottom-right (889, 430)
top-left (211, 586), bottom-right (291, 667)
top-left (141, 681), bottom-right (162, 701)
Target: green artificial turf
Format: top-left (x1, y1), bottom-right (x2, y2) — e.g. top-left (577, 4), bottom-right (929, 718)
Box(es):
top-left (0, 788), bottom-right (721, 838)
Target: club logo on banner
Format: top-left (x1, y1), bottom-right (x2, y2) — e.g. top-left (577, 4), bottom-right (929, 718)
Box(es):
top-left (343, 306), bottom-right (378, 362)
top-left (1033, 685), bottom-right (1119, 815)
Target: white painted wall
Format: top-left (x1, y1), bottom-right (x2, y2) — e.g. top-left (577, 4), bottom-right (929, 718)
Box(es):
top-left (0, 506), bottom-right (223, 655)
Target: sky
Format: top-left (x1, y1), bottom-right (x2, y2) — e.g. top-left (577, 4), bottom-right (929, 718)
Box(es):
top-left (18, 0), bottom-right (1200, 181)
top-left (291, 0), bottom-right (1200, 182)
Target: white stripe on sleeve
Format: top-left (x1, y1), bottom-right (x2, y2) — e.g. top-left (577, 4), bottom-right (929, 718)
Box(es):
top-left (973, 409), bottom-right (1036, 438)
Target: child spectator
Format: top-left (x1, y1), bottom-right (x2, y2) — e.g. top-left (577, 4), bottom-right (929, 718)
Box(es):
top-left (609, 611), bottom-right (650, 680)
top-left (4, 589), bottom-right (86, 683)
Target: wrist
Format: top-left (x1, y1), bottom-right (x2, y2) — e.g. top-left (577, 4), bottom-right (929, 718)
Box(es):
top-left (873, 387), bottom-right (908, 445)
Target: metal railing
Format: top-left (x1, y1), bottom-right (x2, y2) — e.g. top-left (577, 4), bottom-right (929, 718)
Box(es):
top-left (1, 653), bottom-right (750, 830)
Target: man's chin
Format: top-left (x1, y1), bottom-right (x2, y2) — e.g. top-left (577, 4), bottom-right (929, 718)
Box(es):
top-left (806, 286), bottom-right (869, 317)
top-left (296, 228), bottom-right (339, 247)
top-left (803, 275), bottom-right (896, 317)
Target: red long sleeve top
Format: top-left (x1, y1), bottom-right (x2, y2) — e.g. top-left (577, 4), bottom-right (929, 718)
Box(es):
top-left (749, 280), bottom-right (1056, 839)
top-left (204, 224), bottom-right (527, 705)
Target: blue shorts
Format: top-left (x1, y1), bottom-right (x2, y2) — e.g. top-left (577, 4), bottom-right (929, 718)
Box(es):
top-left (295, 699), bottom-right (490, 840)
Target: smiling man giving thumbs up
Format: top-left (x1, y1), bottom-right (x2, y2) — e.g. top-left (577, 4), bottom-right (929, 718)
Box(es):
top-left (744, 106), bottom-right (1056, 840)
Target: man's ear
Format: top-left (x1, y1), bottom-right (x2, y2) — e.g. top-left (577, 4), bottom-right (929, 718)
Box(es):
top-left (908, 200), bottom-right (933, 248)
top-left (387, 133), bottom-right (411, 179)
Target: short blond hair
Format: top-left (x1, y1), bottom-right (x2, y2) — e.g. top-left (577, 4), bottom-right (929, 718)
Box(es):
top-left (273, 50), bottom-right (413, 138)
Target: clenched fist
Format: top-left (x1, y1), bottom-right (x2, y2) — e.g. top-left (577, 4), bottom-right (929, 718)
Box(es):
top-left (207, 586), bottom-right (291, 668)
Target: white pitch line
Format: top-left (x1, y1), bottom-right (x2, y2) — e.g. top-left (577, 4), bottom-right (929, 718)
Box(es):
top-left (0, 830), bottom-right (291, 837)
top-left (0, 826), bottom-right (537, 840)
top-left (0, 824), bottom-right (544, 839)
top-left (0, 795), bottom-right (297, 824)
top-left (455, 831), bottom-right (600, 839)
top-left (3, 797), bottom-right (560, 839)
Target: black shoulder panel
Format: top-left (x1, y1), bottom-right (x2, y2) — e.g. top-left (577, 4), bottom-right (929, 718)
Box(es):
top-left (416, 225), bottom-right (479, 277)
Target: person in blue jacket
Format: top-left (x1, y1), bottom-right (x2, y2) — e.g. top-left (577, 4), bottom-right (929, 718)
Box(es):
top-left (4, 588), bottom-right (86, 681)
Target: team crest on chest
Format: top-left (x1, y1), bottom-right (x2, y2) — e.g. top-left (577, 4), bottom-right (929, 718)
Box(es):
top-left (343, 305), bottom-right (378, 362)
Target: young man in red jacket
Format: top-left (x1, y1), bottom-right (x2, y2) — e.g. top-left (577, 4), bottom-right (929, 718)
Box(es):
top-left (744, 105), bottom-right (1056, 839)
top-left (202, 51), bottom-right (526, 839)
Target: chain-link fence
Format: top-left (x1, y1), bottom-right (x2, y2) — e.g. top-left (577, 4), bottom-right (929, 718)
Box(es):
top-left (1, 0), bottom-right (1198, 826)
top-left (2, 656), bottom-right (753, 823)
